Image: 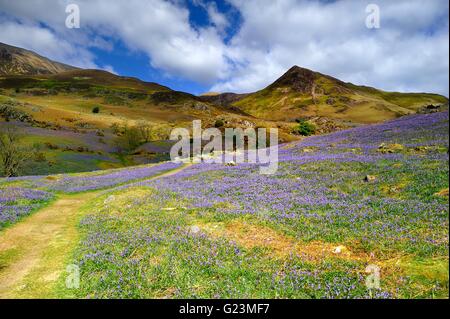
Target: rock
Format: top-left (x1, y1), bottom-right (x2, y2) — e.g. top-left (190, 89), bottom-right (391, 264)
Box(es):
top-left (364, 175), bottom-right (377, 183)
top-left (302, 148), bottom-right (314, 153)
top-left (333, 245), bottom-right (349, 254)
top-left (414, 146), bottom-right (430, 153)
top-left (226, 161), bottom-right (237, 166)
top-left (434, 188), bottom-right (449, 197)
top-left (326, 97), bottom-right (335, 105)
top-left (377, 143), bottom-right (404, 154)
top-left (162, 207), bottom-right (177, 211)
top-left (241, 120), bottom-right (255, 128)
top-left (193, 103), bottom-right (209, 111)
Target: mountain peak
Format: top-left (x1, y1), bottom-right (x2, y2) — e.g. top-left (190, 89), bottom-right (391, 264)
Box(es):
top-left (268, 65), bottom-right (319, 93)
top-left (0, 42), bottom-right (77, 76)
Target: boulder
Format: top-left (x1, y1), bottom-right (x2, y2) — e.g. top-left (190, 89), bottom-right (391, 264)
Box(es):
top-left (377, 143), bottom-right (404, 154)
top-left (364, 175), bottom-right (377, 183)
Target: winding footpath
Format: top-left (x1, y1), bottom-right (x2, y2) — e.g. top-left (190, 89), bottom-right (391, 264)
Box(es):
top-left (0, 164), bottom-right (189, 299)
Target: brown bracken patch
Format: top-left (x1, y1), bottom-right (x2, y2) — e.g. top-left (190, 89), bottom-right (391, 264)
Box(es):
top-left (434, 188), bottom-right (449, 197)
top-left (198, 219), bottom-right (369, 262)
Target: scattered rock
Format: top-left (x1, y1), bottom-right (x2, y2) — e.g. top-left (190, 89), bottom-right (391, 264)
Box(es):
top-left (193, 102), bottom-right (209, 111)
top-left (364, 175), bottom-right (377, 183)
top-left (378, 143), bottom-right (404, 154)
top-left (417, 104), bottom-right (448, 114)
top-left (332, 245), bottom-right (349, 255)
top-left (45, 142), bottom-right (59, 150)
top-left (326, 97), bottom-right (335, 105)
top-left (302, 148), bottom-right (315, 153)
top-left (226, 161), bottom-right (236, 166)
top-left (240, 120), bottom-right (255, 128)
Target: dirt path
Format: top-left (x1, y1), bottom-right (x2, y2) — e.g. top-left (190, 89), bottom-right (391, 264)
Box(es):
top-left (0, 164), bottom-right (190, 299)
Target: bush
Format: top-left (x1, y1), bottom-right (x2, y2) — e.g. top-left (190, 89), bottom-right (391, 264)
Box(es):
top-left (0, 127), bottom-right (26, 177)
top-left (214, 119), bottom-right (225, 128)
top-left (114, 124), bottom-right (143, 153)
top-left (92, 106), bottom-right (100, 114)
top-left (293, 120), bottom-right (316, 136)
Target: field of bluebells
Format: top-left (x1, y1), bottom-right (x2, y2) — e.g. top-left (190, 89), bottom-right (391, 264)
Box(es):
top-left (0, 111), bottom-right (448, 298)
top-left (65, 111), bottom-right (449, 299)
top-left (0, 187), bottom-right (53, 229)
top-left (0, 162), bottom-right (182, 230)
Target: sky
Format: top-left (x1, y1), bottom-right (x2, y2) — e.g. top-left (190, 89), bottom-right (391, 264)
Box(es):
top-left (0, 0), bottom-right (448, 96)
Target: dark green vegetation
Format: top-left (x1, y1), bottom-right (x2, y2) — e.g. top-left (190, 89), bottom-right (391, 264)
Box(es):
top-left (293, 119), bottom-right (316, 136)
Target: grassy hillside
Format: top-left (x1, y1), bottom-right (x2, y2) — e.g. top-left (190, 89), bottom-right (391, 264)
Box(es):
top-left (0, 42), bottom-right (77, 76)
top-left (0, 69), bottom-right (299, 176)
top-left (226, 66), bottom-right (448, 123)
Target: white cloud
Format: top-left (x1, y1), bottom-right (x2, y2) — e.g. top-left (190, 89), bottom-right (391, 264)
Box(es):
top-left (212, 0), bottom-right (449, 95)
top-left (0, 19), bottom-right (98, 69)
top-left (193, 0), bottom-right (229, 32)
top-left (0, 0), bottom-right (448, 96)
top-left (0, 0), bottom-right (229, 83)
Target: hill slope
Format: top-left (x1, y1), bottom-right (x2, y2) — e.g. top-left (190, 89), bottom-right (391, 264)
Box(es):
top-left (0, 42), bottom-right (77, 75)
top-left (0, 68), bottom-right (256, 175)
top-left (204, 66), bottom-right (448, 123)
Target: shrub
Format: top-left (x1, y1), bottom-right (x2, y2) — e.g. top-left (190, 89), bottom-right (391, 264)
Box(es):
top-left (92, 106), bottom-right (100, 114)
top-left (293, 120), bottom-right (316, 136)
top-left (214, 119), bottom-right (225, 128)
top-left (0, 127), bottom-right (26, 177)
top-left (114, 124), bottom-right (143, 153)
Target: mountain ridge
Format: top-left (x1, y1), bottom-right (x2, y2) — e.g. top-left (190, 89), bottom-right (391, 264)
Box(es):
top-left (1, 42), bottom-right (447, 126)
top-left (0, 42), bottom-right (78, 76)
top-left (203, 65), bottom-right (448, 123)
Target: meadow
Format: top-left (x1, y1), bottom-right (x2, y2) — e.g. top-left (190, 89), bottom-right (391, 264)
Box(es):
top-left (0, 111), bottom-right (448, 299)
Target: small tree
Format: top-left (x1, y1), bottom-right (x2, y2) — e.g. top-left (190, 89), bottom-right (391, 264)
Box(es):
top-left (136, 120), bottom-right (152, 143)
top-left (115, 124), bottom-right (142, 153)
top-left (0, 126), bottom-right (27, 177)
top-left (293, 119), bottom-right (316, 136)
top-left (92, 106), bottom-right (100, 114)
top-left (110, 122), bottom-right (122, 135)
